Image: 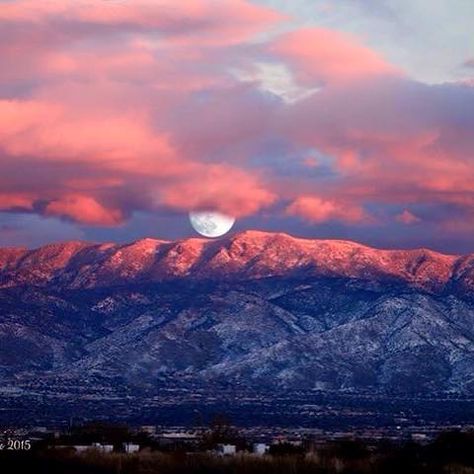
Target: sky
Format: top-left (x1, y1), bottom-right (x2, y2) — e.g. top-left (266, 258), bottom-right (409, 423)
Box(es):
top-left (0, 0), bottom-right (473, 253)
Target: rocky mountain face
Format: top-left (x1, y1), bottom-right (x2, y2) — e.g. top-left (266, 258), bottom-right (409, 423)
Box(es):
top-left (0, 231), bottom-right (473, 395)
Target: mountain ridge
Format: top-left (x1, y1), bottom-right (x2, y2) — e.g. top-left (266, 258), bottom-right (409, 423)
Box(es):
top-left (0, 231), bottom-right (467, 292)
top-left (0, 231), bottom-right (473, 398)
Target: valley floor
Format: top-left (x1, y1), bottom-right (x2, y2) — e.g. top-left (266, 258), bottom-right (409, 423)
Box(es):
top-left (1, 388), bottom-right (473, 437)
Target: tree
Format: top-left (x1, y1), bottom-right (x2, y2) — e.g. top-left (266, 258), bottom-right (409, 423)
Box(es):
top-left (199, 414), bottom-right (247, 450)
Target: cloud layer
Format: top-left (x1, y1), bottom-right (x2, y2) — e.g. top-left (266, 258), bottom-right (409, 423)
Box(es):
top-left (0, 0), bottom-right (473, 249)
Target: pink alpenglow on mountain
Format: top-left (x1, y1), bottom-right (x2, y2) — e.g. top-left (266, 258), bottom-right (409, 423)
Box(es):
top-left (0, 231), bottom-right (464, 291)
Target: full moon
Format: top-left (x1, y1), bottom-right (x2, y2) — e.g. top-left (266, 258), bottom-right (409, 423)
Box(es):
top-left (189, 211), bottom-right (235, 238)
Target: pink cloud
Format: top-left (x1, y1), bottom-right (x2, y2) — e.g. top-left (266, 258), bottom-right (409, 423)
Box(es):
top-left (286, 196), bottom-right (366, 223)
top-left (45, 195), bottom-right (123, 226)
top-left (278, 76), bottom-right (474, 225)
top-left (0, 0), bottom-right (283, 45)
top-left (0, 100), bottom-right (60, 136)
top-left (0, 193), bottom-right (35, 211)
top-left (161, 165), bottom-right (276, 217)
top-left (0, 0), bottom-right (473, 239)
top-left (0, 97), bottom-right (175, 170)
top-left (269, 28), bottom-right (401, 86)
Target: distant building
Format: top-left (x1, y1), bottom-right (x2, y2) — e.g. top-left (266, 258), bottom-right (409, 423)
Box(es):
top-left (216, 444), bottom-right (236, 456)
top-left (253, 443), bottom-right (269, 455)
top-left (159, 432), bottom-right (198, 441)
top-left (158, 431), bottom-right (199, 448)
top-left (272, 437), bottom-right (303, 446)
top-left (92, 443), bottom-right (114, 453)
top-left (123, 443), bottom-right (140, 454)
top-left (71, 445), bottom-right (90, 453)
top-left (140, 425), bottom-right (157, 435)
top-left (55, 443), bottom-right (115, 453)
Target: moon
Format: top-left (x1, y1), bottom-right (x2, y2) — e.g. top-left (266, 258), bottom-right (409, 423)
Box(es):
top-left (189, 211), bottom-right (235, 238)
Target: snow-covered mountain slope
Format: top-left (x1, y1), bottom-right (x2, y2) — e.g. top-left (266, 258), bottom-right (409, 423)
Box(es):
top-left (0, 232), bottom-right (473, 395)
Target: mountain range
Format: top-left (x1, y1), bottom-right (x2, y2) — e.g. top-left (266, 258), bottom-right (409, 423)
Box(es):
top-left (0, 230), bottom-right (473, 398)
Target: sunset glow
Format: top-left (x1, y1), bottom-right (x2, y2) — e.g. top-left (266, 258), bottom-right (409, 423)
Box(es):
top-left (0, 0), bottom-right (473, 251)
